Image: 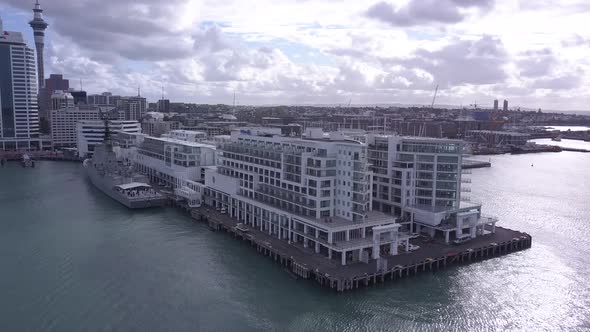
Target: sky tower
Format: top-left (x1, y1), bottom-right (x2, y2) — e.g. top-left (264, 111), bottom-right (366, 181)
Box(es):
top-left (29, 0), bottom-right (48, 89)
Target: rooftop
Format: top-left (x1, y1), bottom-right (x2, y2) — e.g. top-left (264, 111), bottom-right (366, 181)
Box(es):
top-left (147, 136), bottom-right (216, 149)
top-left (0, 30), bottom-right (26, 45)
top-left (116, 182), bottom-right (151, 190)
top-left (370, 134), bottom-right (463, 144)
top-left (466, 130), bottom-right (530, 136)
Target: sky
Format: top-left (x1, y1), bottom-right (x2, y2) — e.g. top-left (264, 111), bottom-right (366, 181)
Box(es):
top-left (0, 0), bottom-right (589, 111)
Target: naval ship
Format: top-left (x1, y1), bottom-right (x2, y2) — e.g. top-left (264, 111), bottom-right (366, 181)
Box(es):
top-left (83, 119), bottom-right (167, 209)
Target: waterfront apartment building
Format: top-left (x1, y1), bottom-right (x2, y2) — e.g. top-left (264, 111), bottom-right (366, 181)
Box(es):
top-left (365, 134), bottom-right (497, 244)
top-left (132, 135), bottom-right (216, 207)
top-left (0, 20), bottom-right (40, 151)
top-left (51, 105), bottom-right (123, 148)
top-left (76, 120), bottom-right (140, 157)
top-left (204, 128), bottom-right (409, 266)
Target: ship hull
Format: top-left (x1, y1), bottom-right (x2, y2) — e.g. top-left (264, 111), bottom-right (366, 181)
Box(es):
top-left (85, 164), bottom-right (167, 209)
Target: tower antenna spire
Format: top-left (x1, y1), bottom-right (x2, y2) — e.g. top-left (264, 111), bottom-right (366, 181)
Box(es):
top-left (29, 0), bottom-right (48, 89)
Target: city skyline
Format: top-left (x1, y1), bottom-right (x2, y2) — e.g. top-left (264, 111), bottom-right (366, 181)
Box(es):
top-left (1, 0), bottom-right (589, 111)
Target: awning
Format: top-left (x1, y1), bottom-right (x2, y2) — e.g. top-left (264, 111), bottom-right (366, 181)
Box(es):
top-left (116, 182), bottom-right (151, 190)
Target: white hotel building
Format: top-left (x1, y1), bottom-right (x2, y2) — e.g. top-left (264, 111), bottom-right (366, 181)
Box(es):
top-left (127, 133), bottom-right (216, 207)
top-left (110, 127), bottom-right (498, 265)
top-left (366, 134), bottom-right (497, 244)
top-left (204, 128), bottom-right (409, 266)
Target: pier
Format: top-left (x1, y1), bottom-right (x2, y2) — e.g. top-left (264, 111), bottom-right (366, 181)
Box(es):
top-left (462, 159), bottom-right (492, 169)
top-left (191, 207), bottom-right (532, 292)
top-left (0, 151), bottom-right (83, 162)
top-left (560, 147), bottom-right (590, 153)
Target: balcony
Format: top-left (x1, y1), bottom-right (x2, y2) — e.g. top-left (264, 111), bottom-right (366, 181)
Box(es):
top-left (353, 161), bottom-right (366, 172)
top-left (352, 173), bottom-right (365, 181)
top-left (352, 193), bottom-right (369, 204)
top-left (352, 184), bottom-right (368, 193)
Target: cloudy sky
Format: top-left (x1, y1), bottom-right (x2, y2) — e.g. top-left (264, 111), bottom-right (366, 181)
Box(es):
top-left (1, 0), bottom-right (589, 110)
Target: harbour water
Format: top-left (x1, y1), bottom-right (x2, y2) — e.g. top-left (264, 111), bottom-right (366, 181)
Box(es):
top-left (1, 143), bottom-right (589, 331)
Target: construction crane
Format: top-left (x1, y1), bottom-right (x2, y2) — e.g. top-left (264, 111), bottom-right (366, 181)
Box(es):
top-left (419, 84), bottom-right (439, 137)
top-left (431, 84), bottom-right (439, 109)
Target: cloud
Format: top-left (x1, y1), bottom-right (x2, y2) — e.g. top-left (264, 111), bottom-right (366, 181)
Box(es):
top-left (517, 48), bottom-right (557, 77)
top-left (1, 0), bottom-right (588, 110)
top-left (366, 0), bottom-right (494, 27)
top-left (531, 74), bottom-right (582, 90)
top-left (561, 34), bottom-right (590, 48)
top-left (380, 35), bottom-right (508, 87)
top-left (2, 0), bottom-right (196, 61)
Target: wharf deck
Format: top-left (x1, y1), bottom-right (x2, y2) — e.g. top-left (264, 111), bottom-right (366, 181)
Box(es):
top-left (462, 159), bottom-right (492, 169)
top-left (191, 207), bottom-right (532, 292)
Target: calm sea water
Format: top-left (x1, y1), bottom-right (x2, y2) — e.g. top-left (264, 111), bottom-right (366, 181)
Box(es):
top-left (541, 126), bottom-right (590, 132)
top-left (1, 143), bottom-right (589, 332)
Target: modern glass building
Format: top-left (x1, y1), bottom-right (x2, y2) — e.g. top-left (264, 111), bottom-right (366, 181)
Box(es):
top-left (0, 16), bottom-right (40, 151)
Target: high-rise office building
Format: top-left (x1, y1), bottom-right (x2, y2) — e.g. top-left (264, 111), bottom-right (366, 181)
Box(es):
top-left (87, 92), bottom-right (120, 107)
top-left (70, 90), bottom-right (87, 105)
top-left (503, 100), bottom-right (508, 112)
top-left (493, 99), bottom-right (499, 111)
top-left (50, 90), bottom-right (75, 110)
top-left (116, 96), bottom-right (147, 121)
top-left (0, 15), bottom-right (40, 151)
top-left (51, 104), bottom-right (123, 148)
top-left (28, 0), bottom-right (48, 90)
top-left (40, 74), bottom-right (70, 118)
top-left (157, 99), bottom-right (170, 113)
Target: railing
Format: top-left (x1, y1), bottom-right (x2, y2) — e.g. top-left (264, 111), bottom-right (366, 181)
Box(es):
top-left (479, 215), bottom-right (499, 224)
top-left (352, 195), bottom-right (369, 205)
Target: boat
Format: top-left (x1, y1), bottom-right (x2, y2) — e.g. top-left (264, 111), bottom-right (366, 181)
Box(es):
top-left (83, 120), bottom-right (167, 209)
top-left (551, 136), bottom-right (562, 142)
top-left (21, 154), bottom-right (35, 167)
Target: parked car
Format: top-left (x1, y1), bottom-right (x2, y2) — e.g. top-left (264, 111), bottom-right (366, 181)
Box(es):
top-left (453, 235), bottom-right (471, 245)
